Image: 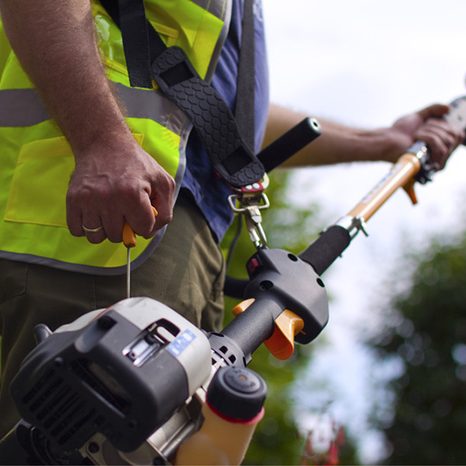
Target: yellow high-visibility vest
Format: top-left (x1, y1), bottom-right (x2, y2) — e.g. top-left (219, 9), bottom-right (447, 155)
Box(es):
top-left (0, 0), bottom-right (230, 274)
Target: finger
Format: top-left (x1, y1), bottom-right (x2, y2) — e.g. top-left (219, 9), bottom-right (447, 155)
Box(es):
top-left (124, 195), bottom-right (158, 237)
top-left (417, 131), bottom-right (450, 168)
top-left (418, 120), bottom-right (458, 148)
top-left (66, 195), bottom-right (85, 237)
top-left (101, 209), bottom-right (125, 243)
top-left (146, 199), bottom-right (172, 238)
top-left (131, 205), bottom-right (160, 239)
top-left (438, 118), bottom-right (466, 147)
top-left (418, 103), bottom-right (450, 121)
top-left (81, 214), bottom-right (106, 244)
top-left (148, 175), bottom-right (176, 236)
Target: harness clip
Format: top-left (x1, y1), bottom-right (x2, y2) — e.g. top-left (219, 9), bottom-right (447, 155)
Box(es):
top-left (228, 176), bottom-right (271, 249)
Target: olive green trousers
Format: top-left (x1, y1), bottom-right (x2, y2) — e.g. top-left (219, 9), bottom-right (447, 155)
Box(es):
top-left (0, 192), bottom-right (225, 460)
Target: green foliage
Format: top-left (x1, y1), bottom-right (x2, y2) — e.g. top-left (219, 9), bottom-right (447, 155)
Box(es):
top-left (369, 233), bottom-right (466, 464)
top-left (221, 171), bottom-right (322, 465)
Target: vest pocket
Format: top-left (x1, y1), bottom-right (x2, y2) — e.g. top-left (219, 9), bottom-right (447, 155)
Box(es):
top-left (4, 136), bottom-right (74, 228)
top-left (4, 134), bottom-right (144, 228)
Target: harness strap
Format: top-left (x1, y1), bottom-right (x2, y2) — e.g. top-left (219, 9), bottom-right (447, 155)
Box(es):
top-left (235, 0), bottom-right (255, 152)
top-left (99, 0), bottom-right (264, 188)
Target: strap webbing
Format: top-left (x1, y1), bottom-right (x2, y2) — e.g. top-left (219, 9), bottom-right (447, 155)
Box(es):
top-left (99, 0), bottom-right (153, 88)
top-left (235, 0), bottom-right (255, 152)
top-left (99, 0), bottom-right (264, 188)
top-left (119, 0), bottom-right (152, 88)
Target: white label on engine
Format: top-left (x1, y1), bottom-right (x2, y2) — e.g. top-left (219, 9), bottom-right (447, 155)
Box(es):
top-left (166, 329), bottom-right (196, 358)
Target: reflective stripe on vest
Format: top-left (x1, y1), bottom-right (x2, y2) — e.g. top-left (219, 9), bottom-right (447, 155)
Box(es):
top-left (0, 0), bottom-right (231, 274)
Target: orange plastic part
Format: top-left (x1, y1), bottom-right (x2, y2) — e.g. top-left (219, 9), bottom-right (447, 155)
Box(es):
top-left (232, 298), bottom-right (255, 316)
top-left (403, 178), bottom-right (418, 205)
top-left (122, 206), bottom-right (158, 248)
top-left (347, 153), bottom-right (421, 222)
top-left (264, 310), bottom-right (304, 360)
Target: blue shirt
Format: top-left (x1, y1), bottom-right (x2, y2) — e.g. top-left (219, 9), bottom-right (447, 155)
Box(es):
top-left (181, 0), bottom-right (269, 242)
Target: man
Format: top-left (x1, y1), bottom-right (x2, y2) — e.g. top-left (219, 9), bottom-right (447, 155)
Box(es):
top-left (0, 0), bottom-right (463, 462)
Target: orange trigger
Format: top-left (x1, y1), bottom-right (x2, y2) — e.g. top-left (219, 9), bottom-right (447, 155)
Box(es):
top-left (264, 310), bottom-right (304, 360)
top-left (403, 179), bottom-right (418, 205)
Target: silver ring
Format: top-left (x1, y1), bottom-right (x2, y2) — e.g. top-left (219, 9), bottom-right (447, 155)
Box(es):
top-left (82, 225), bottom-right (103, 234)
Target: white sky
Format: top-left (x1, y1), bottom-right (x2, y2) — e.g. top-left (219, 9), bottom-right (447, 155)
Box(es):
top-left (263, 1), bottom-right (466, 462)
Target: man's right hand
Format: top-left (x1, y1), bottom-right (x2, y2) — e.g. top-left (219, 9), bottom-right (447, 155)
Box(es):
top-left (66, 136), bottom-right (175, 244)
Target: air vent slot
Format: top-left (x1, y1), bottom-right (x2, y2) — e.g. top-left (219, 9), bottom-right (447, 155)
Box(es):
top-left (71, 360), bottom-right (131, 414)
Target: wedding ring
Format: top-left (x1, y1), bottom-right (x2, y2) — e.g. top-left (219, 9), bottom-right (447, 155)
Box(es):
top-left (82, 225), bottom-right (103, 234)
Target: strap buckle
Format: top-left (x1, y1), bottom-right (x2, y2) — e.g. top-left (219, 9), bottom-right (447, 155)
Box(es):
top-left (228, 175), bottom-right (270, 249)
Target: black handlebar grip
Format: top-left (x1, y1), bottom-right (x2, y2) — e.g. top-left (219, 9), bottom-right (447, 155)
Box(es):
top-left (299, 225), bottom-right (352, 275)
top-left (257, 117), bottom-right (321, 172)
top-left (222, 298), bottom-right (282, 357)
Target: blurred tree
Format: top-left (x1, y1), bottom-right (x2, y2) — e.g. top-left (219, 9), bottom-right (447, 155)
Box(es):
top-left (369, 233), bottom-right (466, 464)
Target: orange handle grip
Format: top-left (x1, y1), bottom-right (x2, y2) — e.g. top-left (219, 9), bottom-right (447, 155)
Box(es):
top-left (122, 206), bottom-right (158, 248)
top-left (346, 153), bottom-right (421, 222)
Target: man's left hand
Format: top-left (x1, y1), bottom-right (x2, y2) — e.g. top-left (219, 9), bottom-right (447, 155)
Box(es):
top-left (390, 104), bottom-right (465, 169)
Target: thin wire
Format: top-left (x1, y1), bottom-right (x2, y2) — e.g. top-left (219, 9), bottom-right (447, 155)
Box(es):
top-left (126, 247), bottom-right (131, 298)
top-left (226, 214), bottom-right (243, 271)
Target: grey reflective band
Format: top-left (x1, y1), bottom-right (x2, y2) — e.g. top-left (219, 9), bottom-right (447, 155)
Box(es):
top-left (192, 0), bottom-right (229, 20)
top-left (0, 89), bottom-right (49, 127)
top-left (114, 83), bottom-right (190, 136)
top-left (0, 225), bottom-right (166, 276)
top-left (0, 84), bottom-right (188, 135)
top-left (205, 0), bottom-right (232, 82)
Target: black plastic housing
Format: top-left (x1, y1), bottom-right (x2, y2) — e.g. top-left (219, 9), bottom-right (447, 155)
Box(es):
top-left (222, 248), bottom-right (329, 357)
top-left (10, 310), bottom-right (188, 453)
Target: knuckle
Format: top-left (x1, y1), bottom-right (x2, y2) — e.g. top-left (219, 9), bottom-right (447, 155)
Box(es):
top-left (166, 175), bottom-right (176, 192)
top-left (119, 180), bottom-right (138, 196)
top-left (158, 211), bottom-right (173, 229)
top-left (165, 211), bottom-right (174, 224)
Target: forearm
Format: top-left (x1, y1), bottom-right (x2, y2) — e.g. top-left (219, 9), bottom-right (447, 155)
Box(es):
top-left (0, 0), bottom-right (130, 156)
top-left (264, 104), bottom-right (403, 167)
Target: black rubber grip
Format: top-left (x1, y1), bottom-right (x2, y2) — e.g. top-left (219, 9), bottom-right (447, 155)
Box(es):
top-left (222, 298), bottom-right (282, 357)
top-left (151, 47), bottom-right (265, 188)
top-left (299, 225), bottom-right (352, 275)
top-left (257, 117), bottom-right (321, 172)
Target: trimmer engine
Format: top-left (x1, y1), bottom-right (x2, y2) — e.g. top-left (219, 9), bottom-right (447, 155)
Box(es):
top-left (10, 298), bottom-right (212, 457)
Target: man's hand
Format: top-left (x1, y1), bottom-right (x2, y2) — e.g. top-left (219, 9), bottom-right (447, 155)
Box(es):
top-left (389, 104), bottom-right (465, 168)
top-left (66, 137), bottom-right (175, 244)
